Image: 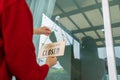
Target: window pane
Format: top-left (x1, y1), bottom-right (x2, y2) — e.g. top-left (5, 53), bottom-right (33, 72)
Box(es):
top-left (49, 0), bottom-right (109, 80)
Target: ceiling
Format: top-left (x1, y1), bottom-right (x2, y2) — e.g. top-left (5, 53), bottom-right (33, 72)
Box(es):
top-left (51, 0), bottom-right (120, 47)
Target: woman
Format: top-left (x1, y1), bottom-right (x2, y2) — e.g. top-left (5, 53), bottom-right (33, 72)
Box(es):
top-left (0, 0), bottom-right (57, 80)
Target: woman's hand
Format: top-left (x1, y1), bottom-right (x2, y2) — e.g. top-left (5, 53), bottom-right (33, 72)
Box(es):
top-left (34, 26), bottom-right (51, 36)
top-left (45, 56), bottom-right (57, 68)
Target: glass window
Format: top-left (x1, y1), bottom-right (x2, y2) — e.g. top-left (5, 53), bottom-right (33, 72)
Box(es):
top-left (47, 0), bottom-right (111, 80)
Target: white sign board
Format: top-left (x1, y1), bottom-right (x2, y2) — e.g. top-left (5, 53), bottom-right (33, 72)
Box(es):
top-left (38, 14), bottom-right (66, 58)
top-left (38, 41), bottom-right (66, 58)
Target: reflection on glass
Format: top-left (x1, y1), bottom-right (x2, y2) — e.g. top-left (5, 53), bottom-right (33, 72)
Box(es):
top-left (48, 0), bottom-right (114, 80)
top-left (80, 36), bottom-right (106, 80)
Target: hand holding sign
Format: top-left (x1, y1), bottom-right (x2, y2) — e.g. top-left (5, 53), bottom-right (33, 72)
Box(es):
top-left (45, 56), bottom-right (57, 67)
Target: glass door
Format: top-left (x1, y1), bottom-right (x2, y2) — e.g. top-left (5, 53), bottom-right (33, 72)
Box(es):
top-left (47, 0), bottom-right (113, 80)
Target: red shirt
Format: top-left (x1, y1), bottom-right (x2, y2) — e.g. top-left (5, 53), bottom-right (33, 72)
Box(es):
top-left (0, 0), bottom-right (49, 80)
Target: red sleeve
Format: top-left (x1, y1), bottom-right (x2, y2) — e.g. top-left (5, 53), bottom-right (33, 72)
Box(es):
top-left (2, 0), bottom-right (49, 80)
